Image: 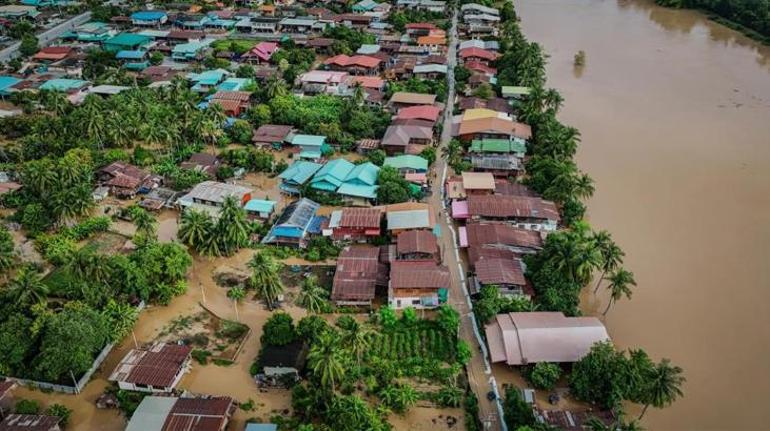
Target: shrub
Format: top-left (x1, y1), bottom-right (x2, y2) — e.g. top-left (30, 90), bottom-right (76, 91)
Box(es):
top-left (261, 312), bottom-right (297, 346)
top-left (45, 404), bottom-right (73, 427)
top-left (192, 349), bottom-right (212, 364)
top-left (15, 399), bottom-right (40, 415)
top-left (527, 362), bottom-right (562, 390)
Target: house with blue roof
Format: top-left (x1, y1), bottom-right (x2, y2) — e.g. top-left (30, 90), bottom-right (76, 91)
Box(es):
top-left (290, 135), bottom-right (329, 160)
top-left (104, 33), bottom-right (152, 52)
top-left (310, 159), bottom-right (355, 192)
top-left (203, 15), bottom-right (237, 29)
top-left (384, 154), bottom-right (429, 174)
top-left (217, 77), bottom-right (251, 92)
top-left (131, 11), bottom-right (168, 27)
top-left (279, 160), bottom-right (323, 194)
top-left (245, 424), bottom-right (277, 431)
top-left (352, 0), bottom-right (390, 12)
top-left (116, 50), bottom-right (149, 70)
top-left (0, 76), bottom-right (21, 97)
top-left (21, 0), bottom-right (68, 7)
top-left (188, 69), bottom-right (230, 92)
top-left (244, 198), bottom-right (277, 219)
top-left (262, 198), bottom-right (320, 248)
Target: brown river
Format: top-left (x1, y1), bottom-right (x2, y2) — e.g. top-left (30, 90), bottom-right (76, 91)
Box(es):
top-left (517, 0), bottom-right (770, 428)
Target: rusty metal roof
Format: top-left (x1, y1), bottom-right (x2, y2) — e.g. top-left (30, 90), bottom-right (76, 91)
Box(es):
top-left (339, 207), bottom-right (382, 229)
top-left (467, 195), bottom-right (559, 221)
top-left (475, 257), bottom-right (526, 286)
top-left (396, 229), bottom-right (437, 255)
top-left (390, 261), bottom-right (449, 289)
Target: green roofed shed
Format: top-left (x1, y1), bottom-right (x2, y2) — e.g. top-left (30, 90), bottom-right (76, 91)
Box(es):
top-left (470, 138), bottom-right (526, 156)
top-left (384, 155), bottom-right (428, 173)
top-left (501, 86), bottom-right (531, 99)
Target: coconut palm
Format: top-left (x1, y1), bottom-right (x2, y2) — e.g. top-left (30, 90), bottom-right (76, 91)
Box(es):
top-left (548, 222), bottom-right (601, 286)
top-left (265, 77), bottom-right (288, 99)
top-left (593, 230), bottom-right (625, 293)
top-left (603, 268), bottom-right (636, 316)
top-left (6, 265), bottom-right (48, 307)
top-left (296, 276), bottom-right (329, 314)
top-left (307, 332), bottom-right (345, 392)
top-left (639, 359), bottom-right (685, 420)
top-left (178, 210), bottom-right (214, 250)
top-left (216, 196), bottom-right (249, 256)
top-left (248, 252), bottom-right (284, 310)
top-left (66, 248), bottom-right (111, 285)
top-left (0, 227), bottom-right (16, 280)
top-left (339, 319), bottom-right (374, 366)
top-left (129, 206), bottom-right (157, 241)
top-left (21, 159), bottom-right (57, 196)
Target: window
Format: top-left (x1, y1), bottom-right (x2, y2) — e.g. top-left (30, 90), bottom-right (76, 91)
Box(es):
top-left (412, 299), bottom-right (420, 305)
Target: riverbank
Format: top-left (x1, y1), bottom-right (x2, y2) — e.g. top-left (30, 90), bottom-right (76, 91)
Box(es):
top-left (653, 0), bottom-right (770, 45)
top-left (517, 0), bottom-right (770, 428)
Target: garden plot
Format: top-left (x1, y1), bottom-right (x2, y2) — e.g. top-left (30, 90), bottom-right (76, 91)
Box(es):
top-left (156, 307), bottom-right (250, 364)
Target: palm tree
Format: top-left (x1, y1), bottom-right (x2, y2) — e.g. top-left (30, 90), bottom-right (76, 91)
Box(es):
top-left (0, 227), bottom-right (16, 281)
top-left (543, 88), bottom-right (564, 113)
top-left (265, 77), bottom-right (288, 99)
top-left (6, 265), bottom-right (48, 307)
top-left (227, 286), bottom-right (245, 321)
top-left (603, 268), bottom-right (636, 316)
top-left (548, 222), bottom-right (601, 286)
top-left (639, 359), bottom-right (685, 420)
top-left (307, 332), bottom-right (345, 392)
top-left (248, 252), bottom-right (284, 310)
top-left (216, 196), bottom-right (249, 256)
top-left (66, 248), bottom-right (111, 285)
top-left (593, 231), bottom-right (625, 293)
top-left (296, 276), bottom-right (328, 314)
top-left (178, 210), bottom-right (214, 250)
top-left (130, 206), bottom-right (157, 241)
top-left (340, 320), bottom-right (374, 366)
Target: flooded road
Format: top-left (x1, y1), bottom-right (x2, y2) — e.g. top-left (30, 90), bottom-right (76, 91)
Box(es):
top-left (517, 0), bottom-right (770, 428)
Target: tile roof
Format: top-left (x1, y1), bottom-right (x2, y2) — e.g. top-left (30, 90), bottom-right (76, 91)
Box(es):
top-left (347, 75), bottom-right (385, 89)
top-left (211, 90), bottom-right (251, 102)
top-left (323, 54), bottom-right (381, 69)
top-left (390, 261), bottom-right (449, 289)
top-left (459, 47), bottom-right (498, 61)
top-left (381, 124), bottom-right (433, 148)
top-left (397, 229), bottom-right (437, 255)
top-left (32, 46), bottom-right (73, 61)
top-left (467, 195), bottom-right (560, 221)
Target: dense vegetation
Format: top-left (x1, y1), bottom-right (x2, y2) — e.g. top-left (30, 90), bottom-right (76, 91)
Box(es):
top-left (655, 0), bottom-right (770, 43)
top-left (254, 306), bottom-right (473, 430)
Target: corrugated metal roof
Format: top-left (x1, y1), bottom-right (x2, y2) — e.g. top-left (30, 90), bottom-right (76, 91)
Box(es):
top-left (475, 257), bottom-right (526, 286)
top-left (396, 229), bottom-right (437, 255)
top-left (389, 92), bottom-right (436, 105)
top-left (387, 209), bottom-right (431, 230)
top-left (467, 195), bottom-right (559, 221)
top-left (390, 261), bottom-right (449, 289)
top-left (279, 160), bottom-right (322, 185)
top-left (384, 154), bottom-right (428, 171)
top-left (339, 207), bottom-right (381, 228)
top-left (110, 343), bottom-right (191, 389)
top-left (332, 245), bottom-right (387, 301)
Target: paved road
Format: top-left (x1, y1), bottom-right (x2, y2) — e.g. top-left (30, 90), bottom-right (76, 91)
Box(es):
top-left (0, 10), bottom-right (92, 62)
top-left (430, 9), bottom-right (505, 431)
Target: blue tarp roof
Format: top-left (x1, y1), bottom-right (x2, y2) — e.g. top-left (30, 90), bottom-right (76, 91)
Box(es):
top-left (131, 11), bottom-right (167, 21)
top-left (116, 50), bottom-right (147, 59)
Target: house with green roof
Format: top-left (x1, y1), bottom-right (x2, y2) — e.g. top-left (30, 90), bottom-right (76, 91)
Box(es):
top-left (279, 160), bottom-right (322, 194)
top-left (64, 22), bottom-right (114, 42)
top-left (310, 158), bottom-right (355, 192)
top-left (244, 198), bottom-right (277, 219)
top-left (384, 155), bottom-right (428, 174)
top-left (188, 69), bottom-right (230, 92)
top-left (116, 50), bottom-right (150, 70)
top-left (39, 78), bottom-right (90, 93)
top-left (337, 162), bottom-right (380, 201)
top-left (104, 33), bottom-right (152, 52)
top-left (172, 41), bottom-right (209, 61)
top-left (470, 138), bottom-right (526, 158)
top-left (501, 86), bottom-right (531, 100)
top-left (290, 134), bottom-right (330, 160)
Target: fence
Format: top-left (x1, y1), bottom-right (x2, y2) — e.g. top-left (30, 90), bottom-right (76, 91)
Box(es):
top-left (1, 301), bottom-right (146, 394)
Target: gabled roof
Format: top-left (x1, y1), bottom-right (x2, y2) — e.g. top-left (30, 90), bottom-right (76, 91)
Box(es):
top-left (253, 124), bottom-right (293, 142)
top-left (244, 199), bottom-right (276, 213)
top-left (131, 10), bottom-right (167, 20)
top-left (338, 207), bottom-right (381, 229)
top-left (467, 195), bottom-right (560, 221)
top-left (390, 91), bottom-right (436, 105)
top-left (462, 171), bottom-right (495, 190)
top-left (0, 414), bottom-right (61, 431)
top-left (396, 105), bottom-right (441, 122)
top-left (384, 154), bottom-right (428, 171)
top-left (109, 343), bottom-right (192, 389)
top-left (291, 134), bottom-right (326, 147)
top-left (390, 261), bottom-right (449, 289)
top-left (456, 117), bottom-right (532, 140)
top-left (486, 312), bottom-right (610, 365)
top-left (105, 32), bottom-right (152, 47)
top-left (465, 222), bottom-right (544, 250)
top-left (345, 162), bottom-right (379, 186)
top-left (183, 181), bottom-right (252, 204)
top-left (299, 70), bottom-right (349, 84)
top-left (417, 35), bottom-right (446, 45)
top-left (332, 245), bottom-right (387, 301)
top-left (387, 209), bottom-right (431, 230)
top-left (347, 75), bottom-right (385, 89)
top-left (475, 257), bottom-right (526, 286)
top-left (382, 125), bottom-right (433, 148)
top-left (324, 54), bottom-right (381, 69)
top-left (39, 78), bottom-right (89, 92)
top-left (397, 229), bottom-right (437, 255)
top-left (274, 198), bottom-right (320, 229)
top-left (311, 158), bottom-right (355, 189)
top-left (279, 160), bottom-right (323, 185)
top-left (459, 47), bottom-right (498, 61)
top-left (337, 183), bottom-right (378, 199)
top-left (413, 64), bottom-right (448, 75)
top-left (32, 46), bottom-right (72, 61)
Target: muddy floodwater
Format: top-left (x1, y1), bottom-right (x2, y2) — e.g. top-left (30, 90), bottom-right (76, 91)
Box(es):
top-left (517, 0), bottom-right (770, 428)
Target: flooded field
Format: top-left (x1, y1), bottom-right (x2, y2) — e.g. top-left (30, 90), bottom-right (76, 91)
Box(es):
top-left (517, 0), bottom-right (770, 428)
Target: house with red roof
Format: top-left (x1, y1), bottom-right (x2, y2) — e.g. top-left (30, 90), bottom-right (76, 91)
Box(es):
top-left (32, 46), bottom-right (74, 62)
top-left (125, 396), bottom-right (236, 431)
top-left (459, 47), bottom-right (499, 65)
top-left (327, 207), bottom-right (382, 241)
top-left (347, 75), bottom-right (386, 91)
top-left (405, 22), bottom-right (437, 36)
top-left (241, 41), bottom-right (279, 64)
top-left (109, 343), bottom-right (192, 393)
top-left (464, 60), bottom-right (497, 76)
top-left (395, 105), bottom-right (441, 123)
top-left (323, 54), bottom-right (382, 75)
top-left (389, 261), bottom-right (450, 309)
